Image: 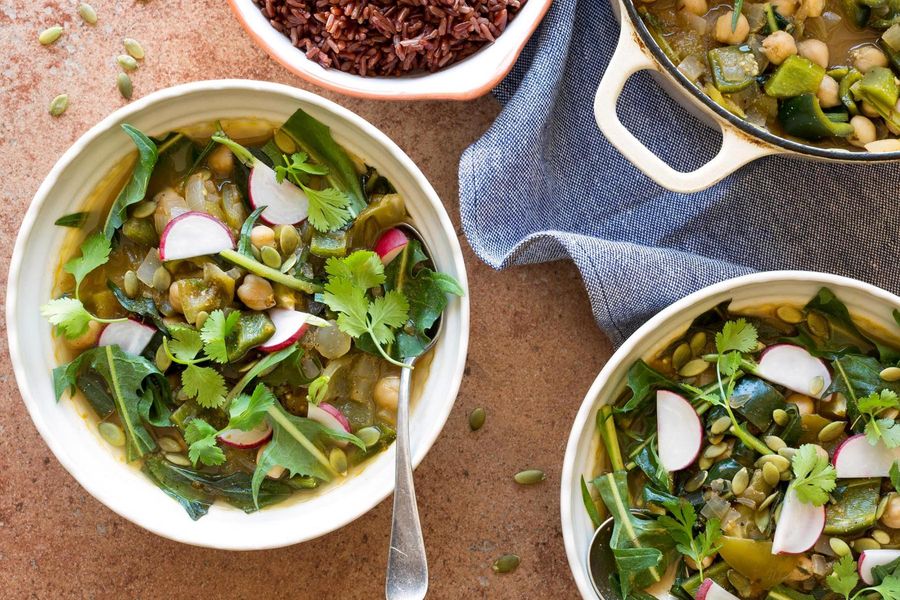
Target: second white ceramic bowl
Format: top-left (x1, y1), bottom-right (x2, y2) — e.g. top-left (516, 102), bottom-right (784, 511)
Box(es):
top-left (560, 271), bottom-right (900, 598)
top-left (7, 80), bottom-right (469, 550)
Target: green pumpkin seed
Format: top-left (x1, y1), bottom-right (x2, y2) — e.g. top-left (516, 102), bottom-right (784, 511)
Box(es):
top-left (358, 426), bottom-right (381, 448)
top-left (684, 470), bottom-right (708, 493)
top-left (280, 254), bottom-right (298, 274)
top-left (778, 447), bottom-right (798, 461)
top-left (117, 72), bottom-right (133, 100)
top-left (195, 310), bottom-right (209, 329)
top-left (261, 245), bottom-right (282, 269)
top-left (39, 25), bottom-right (63, 45)
top-left (514, 469), bottom-right (546, 485)
top-left (690, 331), bottom-right (707, 356)
top-left (755, 509), bottom-right (770, 533)
top-left (165, 453), bottom-right (191, 467)
top-left (672, 343), bottom-right (692, 371)
top-left (708, 434), bottom-right (725, 446)
top-left (764, 435), bottom-right (787, 452)
top-left (117, 54), bottom-right (139, 71)
top-left (123, 37), bottom-right (145, 60)
top-left (758, 491), bottom-right (779, 511)
top-left (158, 437), bottom-right (181, 453)
top-left (492, 554), bottom-right (520, 574)
top-left (818, 421), bottom-right (846, 443)
top-left (155, 343), bottom-right (171, 372)
top-left (278, 225), bottom-right (300, 255)
top-left (98, 422), bottom-right (125, 447)
top-left (762, 462), bottom-right (781, 487)
top-left (704, 443), bottom-right (728, 459)
top-left (48, 94), bottom-right (69, 116)
top-left (710, 416), bottom-right (732, 435)
top-left (878, 493), bottom-right (893, 520)
top-left (679, 358), bottom-right (710, 378)
top-left (329, 447), bottom-right (348, 474)
top-left (829, 537), bottom-right (852, 557)
top-left (698, 456), bottom-right (713, 470)
top-left (776, 305), bottom-right (804, 324)
top-left (807, 311), bottom-right (831, 339)
top-left (123, 270), bottom-right (138, 297)
top-left (77, 3), bottom-right (98, 24)
top-left (881, 367), bottom-right (900, 382)
top-left (132, 200), bottom-right (156, 218)
top-left (756, 454), bottom-right (791, 472)
top-left (809, 376), bottom-right (825, 397)
top-left (469, 407), bottom-right (486, 431)
top-left (731, 467), bottom-right (750, 496)
top-left (772, 408), bottom-right (789, 426)
top-left (273, 128), bottom-right (296, 154)
top-left (152, 266), bottom-right (171, 291)
top-left (853, 538), bottom-right (881, 552)
top-left (872, 529), bottom-right (891, 545)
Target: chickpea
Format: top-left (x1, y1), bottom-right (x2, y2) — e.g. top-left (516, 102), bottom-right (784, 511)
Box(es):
top-left (250, 225), bottom-right (276, 249)
top-left (817, 75), bottom-right (841, 108)
top-left (679, 0), bottom-right (707, 16)
top-left (237, 274), bottom-right (275, 310)
top-left (207, 145), bottom-right (234, 177)
top-left (762, 31), bottom-right (798, 66)
top-left (882, 494), bottom-right (900, 529)
top-left (374, 375), bottom-right (401, 411)
top-left (802, 0), bottom-right (825, 18)
top-left (849, 115), bottom-right (877, 148)
top-left (861, 101), bottom-right (881, 118)
top-left (786, 393), bottom-right (815, 416)
top-left (773, 0), bottom-right (797, 16)
top-left (66, 320), bottom-right (103, 350)
top-left (851, 45), bottom-right (888, 73)
top-left (797, 39), bottom-right (829, 68)
top-left (684, 555), bottom-right (716, 571)
top-left (714, 11), bottom-right (750, 45)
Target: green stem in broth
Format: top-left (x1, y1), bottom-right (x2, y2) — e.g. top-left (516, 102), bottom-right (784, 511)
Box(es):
top-left (219, 249), bottom-right (321, 294)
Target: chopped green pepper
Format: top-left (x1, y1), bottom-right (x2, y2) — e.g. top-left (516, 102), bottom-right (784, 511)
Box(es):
top-left (778, 94), bottom-right (855, 139)
top-left (310, 230), bottom-right (349, 258)
top-left (824, 479), bottom-right (880, 534)
top-left (840, 68), bottom-right (863, 114)
top-left (708, 45), bottom-right (760, 93)
top-left (226, 311), bottom-right (276, 361)
top-left (851, 66), bottom-right (900, 126)
top-left (764, 56), bottom-right (826, 98)
top-left (827, 66), bottom-right (851, 79)
top-left (878, 37), bottom-right (900, 75)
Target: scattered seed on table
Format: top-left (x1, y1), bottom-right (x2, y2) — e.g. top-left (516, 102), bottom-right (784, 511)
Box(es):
top-left (123, 37), bottom-right (145, 59)
top-left (39, 26), bottom-right (63, 45)
top-left (492, 554), bottom-right (520, 574)
top-left (49, 94), bottom-right (69, 116)
top-left (77, 3), bottom-right (98, 24)
top-left (117, 54), bottom-right (139, 71)
top-left (514, 469), bottom-right (545, 485)
top-left (117, 72), bottom-right (133, 99)
top-left (468, 407), bottom-right (485, 431)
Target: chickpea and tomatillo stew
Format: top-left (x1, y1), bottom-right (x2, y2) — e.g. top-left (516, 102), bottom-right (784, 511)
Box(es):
top-left (42, 108), bottom-right (464, 520)
top-left (581, 288), bottom-right (900, 599)
top-left (641, 0), bottom-right (900, 151)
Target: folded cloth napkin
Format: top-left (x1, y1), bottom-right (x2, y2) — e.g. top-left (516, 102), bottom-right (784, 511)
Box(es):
top-left (458, 0), bottom-right (900, 346)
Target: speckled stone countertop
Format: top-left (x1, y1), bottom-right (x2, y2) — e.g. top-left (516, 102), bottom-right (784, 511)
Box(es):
top-left (0, 2), bottom-right (612, 597)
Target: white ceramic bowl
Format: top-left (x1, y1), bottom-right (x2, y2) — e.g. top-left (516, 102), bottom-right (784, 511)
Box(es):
top-left (560, 271), bottom-right (900, 598)
top-left (7, 80), bottom-right (469, 550)
top-left (226, 0), bottom-right (552, 100)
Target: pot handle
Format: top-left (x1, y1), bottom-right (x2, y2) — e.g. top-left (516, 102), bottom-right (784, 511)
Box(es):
top-left (594, 2), bottom-right (775, 193)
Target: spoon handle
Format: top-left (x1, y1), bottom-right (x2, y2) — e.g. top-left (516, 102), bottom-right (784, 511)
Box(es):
top-left (385, 356), bottom-right (428, 600)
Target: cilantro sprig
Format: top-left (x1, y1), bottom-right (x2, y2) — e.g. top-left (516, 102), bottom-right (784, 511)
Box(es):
top-left (658, 499), bottom-right (721, 579)
top-left (321, 251), bottom-right (410, 368)
top-left (790, 443), bottom-right (837, 506)
top-left (41, 233), bottom-right (128, 338)
top-left (827, 553), bottom-right (900, 600)
top-left (275, 151), bottom-right (351, 233)
top-left (856, 389), bottom-right (900, 448)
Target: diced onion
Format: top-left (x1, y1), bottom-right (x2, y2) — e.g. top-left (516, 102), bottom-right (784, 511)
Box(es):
top-left (137, 248), bottom-right (163, 286)
top-left (678, 54), bottom-right (706, 83)
top-left (679, 11), bottom-right (707, 34)
top-left (884, 24), bottom-right (900, 51)
top-left (701, 494), bottom-right (731, 520)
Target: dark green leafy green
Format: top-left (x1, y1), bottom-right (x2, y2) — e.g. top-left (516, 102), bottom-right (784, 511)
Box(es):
top-left (618, 360), bottom-right (681, 413)
top-left (108, 281), bottom-right (168, 334)
top-left (54, 212), bottom-right (89, 228)
top-left (102, 125), bottom-right (159, 239)
top-left (730, 376), bottom-right (785, 430)
top-left (829, 355), bottom-right (900, 414)
top-left (634, 445), bottom-right (670, 491)
top-left (658, 498), bottom-right (721, 580)
top-left (581, 475), bottom-right (603, 529)
top-left (237, 206), bottom-right (266, 258)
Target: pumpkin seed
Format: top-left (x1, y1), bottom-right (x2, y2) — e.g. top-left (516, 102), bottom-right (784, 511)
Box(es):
top-left (165, 453), bottom-right (191, 467)
top-left (672, 343), bottom-right (692, 371)
top-left (809, 376), bottom-right (825, 397)
top-left (755, 509), bottom-right (770, 533)
top-left (762, 462), bottom-right (781, 487)
top-left (260, 245), bottom-right (282, 269)
top-left (758, 491), bottom-right (779, 510)
top-left (152, 266), bottom-right (171, 291)
top-left (707, 416), bottom-right (729, 436)
top-left (117, 72), bottom-right (133, 100)
top-left (690, 331), bottom-right (707, 355)
top-left (698, 456), bottom-right (713, 470)
top-left (807, 311), bottom-right (831, 338)
top-left (704, 443), bottom-right (728, 459)
top-left (492, 554), bottom-right (520, 574)
top-left (195, 310), bottom-right (209, 329)
top-left (872, 529), bottom-right (891, 545)
top-left (132, 200), bottom-right (157, 218)
top-left (829, 537), bottom-right (852, 557)
top-left (514, 469), bottom-right (546, 485)
top-left (778, 447), bottom-right (798, 461)
top-left (772, 408), bottom-right (789, 426)
top-left (732, 468), bottom-right (750, 496)
top-left (48, 94), bottom-right (69, 116)
top-left (280, 254), bottom-right (298, 274)
top-left (679, 358), bottom-right (710, 378)
top-left (764, 435), bottom-right (787, 452)
top-left (358, 426), bottom-right (381, 448)
top-left (155, 343), bottom-right (171, 372)
top-left (329, 447), bottom-right (348, 474)
top-left (881, 367), bottom-right (900, 382)
top-left (776, 305), bottom-right (804, 324)
top-left (77, 3), bottom-right (98, 24)
top-left (123, 38), bottom-right (145, 60)
top-left (98, 422), bottom-right (125, 447)
top-left (853, 538), bottom-right (881, 552)
top-left (818, 421), bottom-right (846, 443)
top-left (39, 25), bottom-right (63, 45)
top-left (469, 407), bottom-right (486, 431)
top-left (278, 225), bottom-right (300, 255)
top-left (117, 54), bottom-right (138, 71)
top-left (708, 434), bottom-right (725, 446)
top-left (273, 128), bottom-right (296, 154)
top-left (756, 454), bottom-right (791, 472)
top-left (878, 493), bottom-right (893, 520)
top-left (158, 437), bottom-right (181, 453)
top-left (684, 470), bottom-right (708, 493)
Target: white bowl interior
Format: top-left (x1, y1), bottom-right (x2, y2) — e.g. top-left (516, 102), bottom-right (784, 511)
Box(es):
top-left (560, 272), bottom-right (900, 599)
top-left (228, 0), bottom-right (552, 99)
top-left (7, 80), bottom-right (469, 550)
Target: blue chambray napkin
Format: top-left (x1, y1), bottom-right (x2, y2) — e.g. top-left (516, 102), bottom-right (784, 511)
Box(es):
top-left (458, 0), bottom-right (900, 345)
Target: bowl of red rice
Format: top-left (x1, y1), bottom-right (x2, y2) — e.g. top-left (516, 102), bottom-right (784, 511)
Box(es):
top-left (227, 0), bottom-right (553, 100)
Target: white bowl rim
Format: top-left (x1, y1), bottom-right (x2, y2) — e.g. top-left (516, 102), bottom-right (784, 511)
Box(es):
top-left (6, 79), bottom-right (470, 549)
top-left (559, 270), bottom-right (900, 598)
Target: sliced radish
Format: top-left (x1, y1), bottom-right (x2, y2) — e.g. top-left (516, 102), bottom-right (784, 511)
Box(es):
top-left (833, 434), bottom-right (900, 477)
top-left (695, 579), bottom-right (740, 600)
top-left (755, 344), bottom-right (832, 398)
top-left (256, 444), bottom-right (284, 479)
top-left (159, 211), bottom-right (235, 261)
top-left (771, 487), bottom-right (825, 554)
top-left (307, 402), bottom-right (351, 448)
top-left (258, 309), bottom-right (318, 352)
top-left (249, 162), bottom-right (309, 225)
top-left (656, 390), bottom-right (703, 472)
top-left (217, 421), bottom-right (272, 449)
top-left (859, 549), bottom-right (900, 585)
top-left (98, 319), bottom-right (156, 356)
top-left (373, 228), bottom-right (409, 265)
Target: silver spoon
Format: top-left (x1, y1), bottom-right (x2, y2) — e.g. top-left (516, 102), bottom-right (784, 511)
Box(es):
top-left (587, 509), bottom-right (653, 599)
top-left (385, 223), bottom-right (441, 600)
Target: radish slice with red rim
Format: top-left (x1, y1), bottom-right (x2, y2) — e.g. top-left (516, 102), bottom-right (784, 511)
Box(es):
top-left (771, 487), bottom-right (825, 554)
top-left (307, 402), bottom-right (351, 447)
top-left (259, 308), bottom-right (330, 352)
top-left (656, 390), bottom-right (703, 472)
top-left (217, 421), bottom-right (273, 449)
top-left (755, 344), bottom-right (832, 398)
top-left (373, 228), bottom-right (409, 265)
top-left (159, 211), bottom-right (235, 261)
top-left (859, 549), bottom-right (900, 585)
top-left (695, 579), bottom-right (740, 600)
top-left (833, 434), bottom-right (900, 478)
top-left (98, 319), bottom-right (156, 356)
top-left (248, 162), bottom-right (309, 225)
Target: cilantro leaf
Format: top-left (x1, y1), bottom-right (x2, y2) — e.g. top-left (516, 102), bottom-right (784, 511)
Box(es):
top-left (323, 277), bottom-right (370, 338)
top-left (181, 364), bottom-right (227, 409)
top-left (274, 151), bottom-right (329, 183)
top-left (791, 443), bottom-right (837, 506)
top-left (64, 233), bottom-right (112, 293)
top-left (325, 251), bottom-right (385, 290)
top-left (858, 390), bottom-right (900, 447)
top-left (41, 297), bottom-right (93, 339)
top-left (715, 318), bottom-right (758, 354)
top-left (227, 384), bottom-right (275, 431)
top-left (200, 310), bottom-right (239, 364)
top-left (167, 326), bottom-right (203, 363)
top-left (185, 418), bottom-right (225, 466)
top-left (367, 290), bottom-right (409, 345)
top-left (827, 554), bottom-right (858, 600)
top-left (302, 185), bottom-right (352, 233)
top-left (864, 574), bottom-right (900, 600)
top-left (657, 499), bottom-right (721, 579)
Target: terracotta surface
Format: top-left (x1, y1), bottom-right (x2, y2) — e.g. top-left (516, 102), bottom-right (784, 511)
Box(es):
top-left (0, 1), bottom-right (612, 598)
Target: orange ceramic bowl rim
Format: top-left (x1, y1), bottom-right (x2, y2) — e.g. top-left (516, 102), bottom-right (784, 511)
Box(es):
top-left (225, 0), bottom-right (554, 101)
